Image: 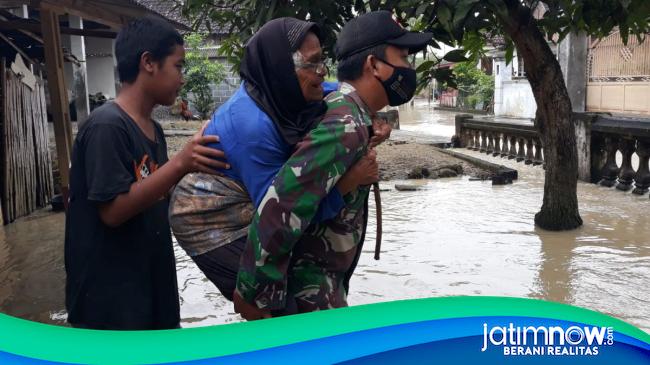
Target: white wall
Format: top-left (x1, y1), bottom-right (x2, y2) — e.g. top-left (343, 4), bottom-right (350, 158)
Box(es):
top-left (493, 58), bottom-right (507, 117)
top-left (493, 57), bottom-right (537, 119)
top-left (500, 80), bottom-right (537, 119)
top-left (492, 40), bottom-right (569, 120)
top-left (85, 37), bottom-right (117, 98)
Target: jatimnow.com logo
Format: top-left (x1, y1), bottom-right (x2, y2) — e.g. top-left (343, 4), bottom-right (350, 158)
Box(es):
top-left (481, 323), bottom-right (614, 356)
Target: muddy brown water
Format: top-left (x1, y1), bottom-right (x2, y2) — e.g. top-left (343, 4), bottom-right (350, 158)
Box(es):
top-left (0, 102), bottom-right (647, 333)
top-left (398, 99), bottom-right (458, 138)
top-left (174, 152), bottom-right (650, 332)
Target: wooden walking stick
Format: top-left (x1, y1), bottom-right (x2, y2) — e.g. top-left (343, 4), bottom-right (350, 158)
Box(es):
top-left (373, 182), bottom-right (382, 260)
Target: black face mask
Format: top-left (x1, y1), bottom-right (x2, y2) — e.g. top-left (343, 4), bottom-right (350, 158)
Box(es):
top-left (374, 58), bottom-right (417, 106)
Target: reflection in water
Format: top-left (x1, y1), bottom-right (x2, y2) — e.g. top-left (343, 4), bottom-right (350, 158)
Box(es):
top-left (0, 103), bottom-right (648, 334)
top-left (532, 227), bottom-right (576, 305)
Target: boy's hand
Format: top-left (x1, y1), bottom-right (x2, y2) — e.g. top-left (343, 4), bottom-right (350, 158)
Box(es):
top-left (97, 123), bottom-right (230, 228)
top-left (233, 290), bottom-right (272, 321)
top-left (175, 122), bottom-right (229, 175)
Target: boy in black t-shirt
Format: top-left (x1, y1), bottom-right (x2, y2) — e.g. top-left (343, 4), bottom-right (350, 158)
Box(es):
top-left (64, 18), bottom-right (227, 330)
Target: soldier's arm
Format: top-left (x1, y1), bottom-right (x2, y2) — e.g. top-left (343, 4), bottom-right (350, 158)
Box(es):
top-left (236, 112), bottom-right (368, 311)
top-left (313, 160), bottom-right (372, 221)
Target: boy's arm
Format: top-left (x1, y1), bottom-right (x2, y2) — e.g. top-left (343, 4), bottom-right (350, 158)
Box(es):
top-left (94, 126), bottom-right (227, 227)
top-left (235, 111), bottom-right (368, 313)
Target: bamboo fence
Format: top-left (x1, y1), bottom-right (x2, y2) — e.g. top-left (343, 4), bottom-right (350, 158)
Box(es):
top-left (1, 57), bottom-right (54, 223)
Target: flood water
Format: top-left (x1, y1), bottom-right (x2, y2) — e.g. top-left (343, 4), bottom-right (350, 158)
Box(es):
top-left (174, 152), bottom-right (650, 333)
top-left (397, 99), bottom-right (458, 137)
top-left (0, 100), bottom-right (648, 334)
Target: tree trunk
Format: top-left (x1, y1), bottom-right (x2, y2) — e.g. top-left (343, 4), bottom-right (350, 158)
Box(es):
top-left (499, 2), bottom-right (583, 230)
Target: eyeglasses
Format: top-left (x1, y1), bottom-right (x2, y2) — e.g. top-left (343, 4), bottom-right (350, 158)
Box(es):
top-left (293, 51), bottom-right (329, 76)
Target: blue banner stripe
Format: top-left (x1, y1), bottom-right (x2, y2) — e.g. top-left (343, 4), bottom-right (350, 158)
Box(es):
top-left (164, 316), bottom-right (650, 364)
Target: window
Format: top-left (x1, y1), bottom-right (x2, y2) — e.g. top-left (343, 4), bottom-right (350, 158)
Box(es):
top-left (512, 56), bottom-right (526, 78)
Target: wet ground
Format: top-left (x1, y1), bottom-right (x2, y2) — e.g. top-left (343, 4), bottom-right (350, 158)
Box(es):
top-left (1, 100), bottom-right (648, 333)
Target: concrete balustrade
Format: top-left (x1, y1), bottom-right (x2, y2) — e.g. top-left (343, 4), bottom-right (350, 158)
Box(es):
top-left (454, 113), bottom-right (650, 198)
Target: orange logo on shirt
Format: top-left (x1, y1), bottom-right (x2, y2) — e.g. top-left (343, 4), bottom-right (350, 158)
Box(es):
top-left (133, 155), bottom-right (158, 181)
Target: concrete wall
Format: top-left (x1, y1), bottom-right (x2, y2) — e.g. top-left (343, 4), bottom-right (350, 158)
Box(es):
top-left (500, 80), bottom-right (537, 119)
top-left (558, 32), bottom-right (587, 112)
top-left (493, 57), bottom-right (537, 119)
top-left (85, 37), bottom-right (117, 99)
top-left (492, 58), bottom-right (507, 117)
top-left (62, 36), bottom-right (75, 105)
top-left (587, 81), bottom-right (650, 115)
top-left (210, 58), bottom-right (240, 108)
top-left (493, 40), bottom-right (576, 120)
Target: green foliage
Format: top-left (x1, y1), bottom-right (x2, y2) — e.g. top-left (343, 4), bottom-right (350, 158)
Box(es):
top-left (443, 49), bottom-right (469, 63)
top-left (178, 0), bottom-right (649, 229)
top-left (450, 61), bottom-right (494, 110)
top-left (181, 0), bottom-right (648, 101)
top-left (182, 33), bottom-right (226, 119)
top-left (181, 0), bottom-right (366, 72)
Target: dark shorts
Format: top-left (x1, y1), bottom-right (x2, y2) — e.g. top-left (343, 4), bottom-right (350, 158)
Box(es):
top-left (191, 236), bottom-right (297, 316)
top-left (192, 236), bottom-right (246, 302)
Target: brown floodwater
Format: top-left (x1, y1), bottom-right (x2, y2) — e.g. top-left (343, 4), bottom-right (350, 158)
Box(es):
top-left (0, 102), bottom-right (648, 334)
top-left (0, 209), bottom-right (67, 324)
top-left (397, 99), bottom-right (458, 137)
top-left (173, 152), bottom-right (650, 333)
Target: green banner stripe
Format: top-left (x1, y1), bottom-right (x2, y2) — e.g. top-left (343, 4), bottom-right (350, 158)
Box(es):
top-left (0, 296), bottom-right (647, 364)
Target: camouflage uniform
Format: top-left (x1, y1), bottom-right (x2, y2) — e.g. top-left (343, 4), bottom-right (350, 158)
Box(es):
top-left (236, 83), bottom-right (372, 313)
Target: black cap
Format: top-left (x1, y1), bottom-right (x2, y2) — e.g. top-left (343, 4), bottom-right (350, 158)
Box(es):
top-left (335, 11), bottom-right (433, 60)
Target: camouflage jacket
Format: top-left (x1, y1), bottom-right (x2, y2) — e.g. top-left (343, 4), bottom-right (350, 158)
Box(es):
top-left (236, 84), bottom-right (372, 312)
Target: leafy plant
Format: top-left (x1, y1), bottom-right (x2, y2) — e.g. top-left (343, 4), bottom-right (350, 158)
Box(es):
top-left (445, 61), bottom-right (493, 110)
top-left (181, 33), bottom-right (227, 119)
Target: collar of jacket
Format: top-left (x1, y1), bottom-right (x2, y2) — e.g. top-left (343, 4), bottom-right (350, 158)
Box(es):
top-left (338, 82), bottom-right (374, 120)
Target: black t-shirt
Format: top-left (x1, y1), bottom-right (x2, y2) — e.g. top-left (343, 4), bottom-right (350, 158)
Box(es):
top-left (64, 102), bottom-right (180, 330)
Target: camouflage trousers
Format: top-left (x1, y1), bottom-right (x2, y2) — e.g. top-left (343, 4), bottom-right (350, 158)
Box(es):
top-left (283, 196), bottom-right (369, 314)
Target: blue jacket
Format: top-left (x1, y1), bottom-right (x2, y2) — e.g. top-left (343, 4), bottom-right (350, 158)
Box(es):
top-left (203, 83), bottom-right (344, 221)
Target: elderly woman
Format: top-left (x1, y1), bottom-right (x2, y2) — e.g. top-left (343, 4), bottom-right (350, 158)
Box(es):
top-left (169, 18), bottom-right (377, 305)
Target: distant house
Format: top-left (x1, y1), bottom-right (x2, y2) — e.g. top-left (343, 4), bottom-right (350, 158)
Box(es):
top-left (0, 0), bottom-right (195, 223)
top-left (490, 29), bottom-right (650, 120)
top-left (434, 60), bottom-right (457, 107)
top-left (3, 1), bottom-right (239, 124)
top-left (586, 31), bottom-right (650, 116)
top-left (68, 0), bottom-right (240, 121)
top-left (489, 48), bottom-right (553, 120)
